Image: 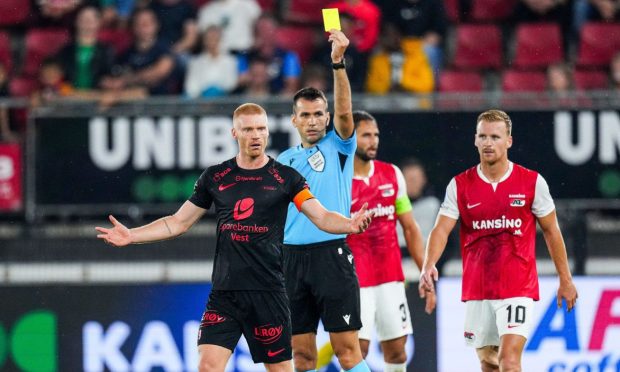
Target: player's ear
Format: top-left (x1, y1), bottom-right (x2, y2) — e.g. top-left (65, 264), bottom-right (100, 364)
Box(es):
top-left (325, 111), bottom-right (330, 127)
top-left (231, 127), bottom-right (238, 139)
top-left (291, 113), bottom-right (298, 128)
top-left (507, 135), bottom-right (513, 149)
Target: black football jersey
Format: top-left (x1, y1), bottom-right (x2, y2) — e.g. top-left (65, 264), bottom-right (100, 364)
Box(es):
top-left (190, 157), bottom-right (309, 291)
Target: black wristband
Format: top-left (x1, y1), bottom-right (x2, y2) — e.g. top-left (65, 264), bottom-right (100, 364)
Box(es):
top-left (332, 59), bottom-right (346, 70)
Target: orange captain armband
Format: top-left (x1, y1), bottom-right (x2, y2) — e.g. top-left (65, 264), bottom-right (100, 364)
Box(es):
top-left (293, 188), bottom-right (314, 211)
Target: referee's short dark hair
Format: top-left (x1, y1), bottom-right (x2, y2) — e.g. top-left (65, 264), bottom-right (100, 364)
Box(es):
top-left (293, 87), bottom-right (328, 112)
top-left (352, 110), bottom-right (376, 128)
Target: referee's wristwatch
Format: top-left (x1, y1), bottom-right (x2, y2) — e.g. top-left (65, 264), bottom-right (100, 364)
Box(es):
top-left (332, 59), bottom-right (346, 70)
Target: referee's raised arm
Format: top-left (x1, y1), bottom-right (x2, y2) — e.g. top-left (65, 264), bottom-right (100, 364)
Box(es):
top-left (329, 29), bottom-right (354, 139)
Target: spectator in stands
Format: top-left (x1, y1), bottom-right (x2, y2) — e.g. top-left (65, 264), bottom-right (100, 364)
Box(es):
top-left (32, 57), bottom-right (147, 109)
top-left (365, 23), bottom-right (434, 94)
top-left (102, 8), bottom-right (176, 95)
top-left (238, 58), bottom-right (271, 98)
top-left (546, 62), bottom-right (592, 107)
top-left (31, 58), bottom-right (74, 107)
top-left (184, 26), bottom-right (238, 98)
top-left (0, 63), bottom-right (17, 142)
top-left (326, 0), bottom-right (381, 54)
top-left (611, 51), bottom-right (620, 89)
top-left (514, 0), bottom-right (574, 43)
top-left (311, 11), bottom-right (366, 92)
top-left (100, 0), bottom-right (137, 28)
top-left (397, 158), bottom-right (440, 244)
top-left (238, 14), bottom-right (301, 96)
top-left (197, 0), bottom-right (262, 53)
top-left (547, 63), bottom-right (574, 93)
top-left (583, 0), bottom-right (620, 22)
top-left (0, 64), bottom-right (7, 98)
top-left (57, 6), bottom-right (115, 90)
top-left (150, 0), bottom-right (198, 58)
top-left (36, 0), bottom-right (84, 27)
top-left (379, 0), bottom-right (447, 81)
top-left (300, 64), bottom-right (329, 93)
top-left (399, 157), bottom-right (457, 275)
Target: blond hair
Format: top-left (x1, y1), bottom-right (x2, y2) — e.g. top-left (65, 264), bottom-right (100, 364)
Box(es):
top-left (477, 109), bottom-right (512, 135)
top-left (233, 103), bottom-right (267, 120)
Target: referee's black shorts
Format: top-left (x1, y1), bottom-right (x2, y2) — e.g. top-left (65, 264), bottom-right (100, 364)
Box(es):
top-left (283, 238), bottom-right (362, 334)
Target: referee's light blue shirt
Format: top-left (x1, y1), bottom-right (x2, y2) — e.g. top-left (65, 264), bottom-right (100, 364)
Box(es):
top-left (277, 129), bottom-right (356, 245)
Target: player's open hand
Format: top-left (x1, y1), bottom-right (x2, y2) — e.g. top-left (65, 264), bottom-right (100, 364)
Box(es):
top-left (557, 279), bottom-right (578, 311)
top-left (95, 215), bottom-right (132, 247)
top-left (419, 283), bottom-right (437, 314)
top-left (328, 29), bottom-right (349, 64)
top-left (350, 202), bottom-right (373, 234)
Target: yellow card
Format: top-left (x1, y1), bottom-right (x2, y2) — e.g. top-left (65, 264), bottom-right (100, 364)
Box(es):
top-left (322, 8), bottom-right (341, 32)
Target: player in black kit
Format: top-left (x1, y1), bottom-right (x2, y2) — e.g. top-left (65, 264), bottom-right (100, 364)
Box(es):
top-left (96, 103), bottom-right (372, 372)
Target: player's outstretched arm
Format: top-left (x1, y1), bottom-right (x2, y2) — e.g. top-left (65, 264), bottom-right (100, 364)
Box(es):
top-left (420, 215), bottom-right (457, 295)
top-left (538, 210), bottom-right (578, 311)
top-left (300, 198), bottom-right (372, 234)
top-left (329, 29), bottom-right (354, 139)
top-left (95, 201), bottom-right (207, 246)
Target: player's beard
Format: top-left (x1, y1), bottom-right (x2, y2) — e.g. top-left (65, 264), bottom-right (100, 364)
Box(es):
top-left (356, 148), bottom-right (375, 161)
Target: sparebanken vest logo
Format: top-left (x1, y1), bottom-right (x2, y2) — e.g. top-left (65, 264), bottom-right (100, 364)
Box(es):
top-left (233, 198), bottom-right (254, 220)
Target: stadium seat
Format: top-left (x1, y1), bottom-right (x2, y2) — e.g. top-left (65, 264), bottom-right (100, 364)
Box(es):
top-left (444, 0), bottom-right (460, 23)
top-left (573, 69), bottom-right (609, 90)
top-left (513, 23), bottom-right (563, 69)
top-left (577, 23), bottom-right (620, 68)
top-left (191, 0), bottom-right (211, 9)
top-left (98, 28), bottom-right (133, 56)
top-left (276, 26), bottom-right (316, 64)
top-left (0, 32), bottom-right (12, 74)
top-left (284, 0), bottom-right (332, 24)
top-left (23, 29), bottom-right (70, 77)
top-left (0, 0), bottom-right (31, 26)
top-left (9, 77), bottom-right (39, 97)
top-left (469, 0), bottom-right (517, 22)
top-left (438, 70), bottom-right (483, 92)
top-left (257, 0), bottom-right (275, 11)
top-left (453, 24), bottom-right (503, 70)
top-left (502, 70), bottom-right (546, 92)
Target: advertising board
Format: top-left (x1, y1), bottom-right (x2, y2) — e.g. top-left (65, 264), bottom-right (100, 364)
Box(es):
top-left (437, 277), bottom-right (620, 372)
top-left (32, 110), bottom-right (620, 210)
top-left (0, 283), bottom-right (435, 371)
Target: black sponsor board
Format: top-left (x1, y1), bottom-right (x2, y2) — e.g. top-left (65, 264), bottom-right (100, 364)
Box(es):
top-left (33, 110), bottom-right (620, 209)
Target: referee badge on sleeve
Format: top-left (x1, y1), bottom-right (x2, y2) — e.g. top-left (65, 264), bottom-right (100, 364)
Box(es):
top-left (307, 150), bottom-right (325, 172)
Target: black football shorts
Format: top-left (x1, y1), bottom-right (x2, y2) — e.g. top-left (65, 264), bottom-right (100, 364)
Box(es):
top-left (197, 290), bottom-right (292, 364)
top-left (283, 238), bottom-right (362, 334)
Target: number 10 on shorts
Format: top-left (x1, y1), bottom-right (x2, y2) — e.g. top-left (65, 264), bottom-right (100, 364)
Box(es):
top-left (506, 304), bottom-right (526, 326)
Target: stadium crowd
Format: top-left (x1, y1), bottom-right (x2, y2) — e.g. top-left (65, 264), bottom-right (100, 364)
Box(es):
top-left (0, 0), bottom-right (619, 141)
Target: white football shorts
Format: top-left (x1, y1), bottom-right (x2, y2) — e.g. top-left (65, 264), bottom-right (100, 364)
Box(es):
top-left (463, 297), bottom-right (535, 348)
top-left (359, 281), bottom-right (413, 341)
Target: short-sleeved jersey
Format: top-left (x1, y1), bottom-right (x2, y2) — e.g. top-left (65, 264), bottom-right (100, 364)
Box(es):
top-left (277, 129), bottom-right (356, 245)
top-left (346, 160), bottom-right (412, 287)
top-left (438, 162), bottom-right (555, 301)
top-left (189, 157), bottom-right (312, 291)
